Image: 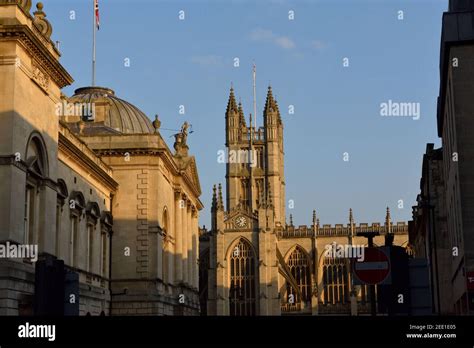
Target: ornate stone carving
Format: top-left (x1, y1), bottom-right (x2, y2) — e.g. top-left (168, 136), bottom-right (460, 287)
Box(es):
top-left (0, 28), bottom-right (73, 88)
top-left (152, 114), bottom-right (161, 132)
top-left (31, 60), bottom-right (49, 91)
top-left (0, 0), bottom-right (31, 11)
top-left (33, 2), bottom-right (52, 40)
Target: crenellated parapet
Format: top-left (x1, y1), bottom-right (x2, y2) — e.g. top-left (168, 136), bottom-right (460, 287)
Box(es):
top-left (241, 127), bottom-right (265, 142)
top-left (276, 221), bottom-right (408, 239)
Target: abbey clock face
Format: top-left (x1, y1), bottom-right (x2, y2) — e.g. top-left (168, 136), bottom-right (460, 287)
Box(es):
top-left (235, 216), bottom-right (248, 229)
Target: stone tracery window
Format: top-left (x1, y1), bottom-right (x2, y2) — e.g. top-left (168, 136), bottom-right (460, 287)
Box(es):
top-left (229, 238), bottom-right (256, 316)
top-left (285, 246), bottom-right (311, 305)
top-left (255, 179), bottom-right (264, 206)
top-left (322, 257), bottom-right (349, 304)
top-left (240, 179), bottom-right (249, 207)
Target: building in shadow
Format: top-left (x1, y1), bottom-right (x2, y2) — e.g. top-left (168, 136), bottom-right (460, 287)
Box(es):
top-left (409, 144), bottom-right (452, 314)
top-left (0, 0), bottom-right (201, 315)
top-left (410, 0), bottom-right (474, 315)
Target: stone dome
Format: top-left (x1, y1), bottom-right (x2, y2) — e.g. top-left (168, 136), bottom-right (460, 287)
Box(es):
top-left (69, 86), bottom-right (154, 134)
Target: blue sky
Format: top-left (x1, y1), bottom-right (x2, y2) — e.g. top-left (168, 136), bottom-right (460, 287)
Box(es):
top-left (44, 0), bottom-right (447, 228)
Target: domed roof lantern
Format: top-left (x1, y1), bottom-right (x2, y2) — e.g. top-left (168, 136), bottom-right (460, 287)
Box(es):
top-left (67, 86), bottom-right (154, 134)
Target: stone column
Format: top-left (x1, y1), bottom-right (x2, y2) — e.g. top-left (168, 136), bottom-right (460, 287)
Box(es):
top-left (156, 227), bottom-right (163, 280)
top-left (181, 195), bottom-right (188, 285)
top-left (174, 191), bottom-right (183, 283)
top-left (192, 209), bottom-right (198, 289)
top-left (187, 204), bottom-right (193, 287)
top-left (105, 231), bottom-right (110, 278)
top-left (167, 235), bottom-right (174, 286)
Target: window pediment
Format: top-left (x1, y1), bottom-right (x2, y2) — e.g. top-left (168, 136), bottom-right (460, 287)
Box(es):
top-left (69, 191), bottom-right (86, 213)
top-left (57, 179), bottom-right (68, 202)
top-left (86, 201), bottom-right (101, 222)
top-left (100, 211), bottom-right (113, 229)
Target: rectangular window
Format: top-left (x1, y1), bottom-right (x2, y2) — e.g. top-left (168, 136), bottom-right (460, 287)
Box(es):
top-left (101, 232), bottom-right (107, 277)
top-left (70, 217), bottom-right (78, 267)
top-left (24, 186), bottom-right (35, 244)
top-left (55, 204), bottom-right (61, 256)
top-left (87, 224), bottom-right (94, 273)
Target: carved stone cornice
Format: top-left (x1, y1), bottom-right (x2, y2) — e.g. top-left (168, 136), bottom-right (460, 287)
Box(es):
top-left (0, 0), bottom-right (32, 17)
top-left (93, 148), bottom-right (161, 157)
top-left (40, 177), bottom-right (56, 191)
top-left (0, 156), bottom-right (60, 193)
top-left (31, 59), bottom-right (49, 92)
top-left (0, 155), bottom-right (28, 172)
top-left (84, 135), bottom-right (203, 209)
top-left (0, 25), bottom-right (73, 88)
top-left (58, 132), bottom-right (118, 193)
top-left (173, 187), bottom-right (182, 198)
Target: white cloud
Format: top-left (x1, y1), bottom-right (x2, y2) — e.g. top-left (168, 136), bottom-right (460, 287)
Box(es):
top-left (310, 40), bottom-right (325, 51)
top-left (190, 55), bottom-right (223, 66)
top-left (250, 28), bottom-right (275, 41)
top-left (250, 28), bottom-right (296, 50)
top-left (275, 36), bottom-right (296, 49)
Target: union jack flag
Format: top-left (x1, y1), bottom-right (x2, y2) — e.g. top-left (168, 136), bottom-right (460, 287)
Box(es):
top-left (95, 0), bottom-right (100, 30)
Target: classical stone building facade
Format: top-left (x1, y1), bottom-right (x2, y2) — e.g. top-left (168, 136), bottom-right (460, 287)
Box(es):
top-left (0, 0), bottom-right (201, 315)
top-left (200, 87), bottom-right (409, 316)
top-left (409, 144), bottom-right (452, 314)
top-left (426, 0), bottom-right (474, 315)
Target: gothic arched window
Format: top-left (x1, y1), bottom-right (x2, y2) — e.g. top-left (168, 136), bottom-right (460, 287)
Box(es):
top-left (255, 179), bottom-right (264, 206)
top-left (322, 257), bottom-right (349, 304)
top-left (240, 179), bottom-right (248, 207)
top-left (229, 238), bottom-right (256, 316)
top-left (285, 246), bottom-right (311, 305)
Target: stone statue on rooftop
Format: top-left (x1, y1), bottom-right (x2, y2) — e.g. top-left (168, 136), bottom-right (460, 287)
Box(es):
top-left (181, 121), bottom-right (189, 144)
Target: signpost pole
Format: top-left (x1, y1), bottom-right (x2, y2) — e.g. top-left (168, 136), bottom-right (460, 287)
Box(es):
top-left (356, 231), bottom-right (380, 317)
top-left (367, 236), bottom-right (376, 317)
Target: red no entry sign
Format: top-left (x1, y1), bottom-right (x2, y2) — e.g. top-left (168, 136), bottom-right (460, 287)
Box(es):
top-left (467, 272), bottom-right (474, 291)
top-left (353, 247), bottom-right (390, 285)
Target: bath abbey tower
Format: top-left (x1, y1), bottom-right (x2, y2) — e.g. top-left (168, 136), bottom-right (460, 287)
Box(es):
top-left (199, 87), bottom-right (409, 316)
top-left (224, 86), bottom-right (286, 225)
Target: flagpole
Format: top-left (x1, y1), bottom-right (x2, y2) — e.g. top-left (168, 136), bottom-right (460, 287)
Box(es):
top-left (252, 63), bottom-right (257, 208)
top-left (248, 63), bottom-right (257, 213)
top-left (253, 63), bottom-right (257, 128)
top-left (92, 0), bottom-right (96, 86)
